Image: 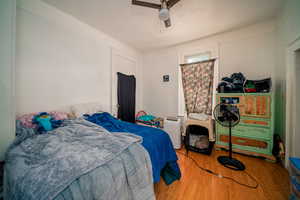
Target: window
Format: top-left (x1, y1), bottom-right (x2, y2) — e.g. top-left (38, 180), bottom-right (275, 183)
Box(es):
top-left (178, 51), bottom-right (217, 117)
top-left (184, 52), bottom-right (211, 64)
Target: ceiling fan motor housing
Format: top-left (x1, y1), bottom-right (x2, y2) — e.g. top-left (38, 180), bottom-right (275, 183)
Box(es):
top-left (132, 0), bottom-right (181, 27)
top-left (159, 8), bottom-right (170, 21)
top-left (159, 0), bottom-right (170, 21)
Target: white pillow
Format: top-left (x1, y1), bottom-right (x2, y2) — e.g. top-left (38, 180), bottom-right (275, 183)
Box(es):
top-left (70, 102), bottom-right (105, 117)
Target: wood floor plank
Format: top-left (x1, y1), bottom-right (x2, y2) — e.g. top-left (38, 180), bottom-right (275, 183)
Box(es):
top-left (154, 148), bottom-right (290, 200)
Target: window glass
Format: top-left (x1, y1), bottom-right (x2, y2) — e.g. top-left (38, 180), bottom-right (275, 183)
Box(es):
top-left (184, 52), bottom-right (211, 64)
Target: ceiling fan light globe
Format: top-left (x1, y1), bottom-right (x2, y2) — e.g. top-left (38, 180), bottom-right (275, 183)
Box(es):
top-left (159, 8), bottom-right (170, 21)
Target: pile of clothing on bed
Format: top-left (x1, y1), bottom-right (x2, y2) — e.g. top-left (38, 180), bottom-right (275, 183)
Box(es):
top-left (4, 112), bottom-right (155, 200)
top-left (84, 112), bottom-right (181, 184)
top-left (135, 111), bottom-right (164, 128)
top-left (4, 108), bottom-right (181, 200)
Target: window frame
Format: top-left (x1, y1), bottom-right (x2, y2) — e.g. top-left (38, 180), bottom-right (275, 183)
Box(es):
top-left (184, 51), bottom-right (211, 64)
top-left (178, 46), bottom-right (219, 117)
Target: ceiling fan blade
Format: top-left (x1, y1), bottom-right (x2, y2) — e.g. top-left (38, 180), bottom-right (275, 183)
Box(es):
top-left (164, 18), bottom-right (171, 28)
top-left (167, 0), bottom-right (181, 9)
top-left (132, 0), bottom-right (161, 9)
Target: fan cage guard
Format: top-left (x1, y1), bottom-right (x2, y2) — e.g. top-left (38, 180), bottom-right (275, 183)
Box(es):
top-left (214, 104), bottom-right (240, 127)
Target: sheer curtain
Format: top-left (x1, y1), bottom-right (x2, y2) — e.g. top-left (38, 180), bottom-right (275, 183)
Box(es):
top-left (180, 59), bottom-right (215, 115)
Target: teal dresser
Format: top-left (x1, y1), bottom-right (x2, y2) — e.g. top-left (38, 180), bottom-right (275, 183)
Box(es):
top-left (215, 93), bottom-right (275, 161)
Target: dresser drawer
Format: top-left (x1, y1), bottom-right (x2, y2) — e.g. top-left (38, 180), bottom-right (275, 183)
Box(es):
top-left (219, 135), bottom-right (268, 149)
top-left (240, 119), bottom-right (270, 128)
top-left (234, 125), bottom-right (270, 139)
top-left (216, 124), bottom-right (271, 140)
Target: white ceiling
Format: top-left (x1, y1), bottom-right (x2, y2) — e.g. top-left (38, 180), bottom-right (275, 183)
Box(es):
top-left (43, 0), bottom-right (284, 51)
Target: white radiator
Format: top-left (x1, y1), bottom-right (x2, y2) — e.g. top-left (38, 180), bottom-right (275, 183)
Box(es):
top-left (163, 118), bottom-right (181, 149)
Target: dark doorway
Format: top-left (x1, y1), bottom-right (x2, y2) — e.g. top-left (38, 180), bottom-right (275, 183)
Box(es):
top-left (117, 72), bottom-right (136, 123)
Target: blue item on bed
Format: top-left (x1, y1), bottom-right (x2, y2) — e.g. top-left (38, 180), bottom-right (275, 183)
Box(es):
top-left (32, 112), bottom-right (63, 133)
top-left (84, 112), bottom-right (181, 184)
top-left (137, 115), bottom-right (156, 121)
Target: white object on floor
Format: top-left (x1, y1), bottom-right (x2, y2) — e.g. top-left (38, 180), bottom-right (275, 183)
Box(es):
top-left (163, 118), bottom-right (181, 149)
top-left (188, 113), bottom-right (209, 121)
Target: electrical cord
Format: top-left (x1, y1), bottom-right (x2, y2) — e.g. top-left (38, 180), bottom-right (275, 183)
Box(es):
top-left (176, 151), bottom-right (259, 189)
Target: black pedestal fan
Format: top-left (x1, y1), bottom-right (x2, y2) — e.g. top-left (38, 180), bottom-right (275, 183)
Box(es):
top-left (213, 103), bottom-right (245, 171)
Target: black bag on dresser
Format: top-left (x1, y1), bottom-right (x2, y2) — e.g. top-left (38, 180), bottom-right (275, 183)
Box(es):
top-left (217, 73), bottom-right (246, 93)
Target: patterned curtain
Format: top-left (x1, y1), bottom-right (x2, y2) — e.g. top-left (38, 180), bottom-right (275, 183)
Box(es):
top-left (181, 59), bottom-right (215, 115)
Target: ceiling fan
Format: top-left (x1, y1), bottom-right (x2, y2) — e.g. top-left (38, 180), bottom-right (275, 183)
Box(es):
top-left (132, 0), bottom-right (181, 28)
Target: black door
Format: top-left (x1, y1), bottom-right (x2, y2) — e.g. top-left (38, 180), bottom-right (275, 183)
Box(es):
top-left (117, 72), bottom-right (136, 123)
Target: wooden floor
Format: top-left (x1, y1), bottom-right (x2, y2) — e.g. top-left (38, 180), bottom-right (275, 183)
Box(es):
top-left (154, 148), bottom-right (290, 200)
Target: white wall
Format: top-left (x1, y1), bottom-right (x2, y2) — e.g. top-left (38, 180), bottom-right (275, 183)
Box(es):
top-left (277, 0), bottom-right (300, 165)
top-left (143, 48), bottom-right (179, 117)
top-left (295, 50), bottom-right (300, 157)
top-left (278, 0), bottom-right (300, 48)
top-left (142, 20), bottom-right (277, 118)
top-left (0, 0), bottom-right (16, 160)
top-left (16, 0), bottom-right (142, 115)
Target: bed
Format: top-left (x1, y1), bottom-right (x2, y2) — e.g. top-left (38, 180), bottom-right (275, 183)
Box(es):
top-left (4, 118), bottom-right (155, 200)
top-left (84, 112), bottom-right (181, 184)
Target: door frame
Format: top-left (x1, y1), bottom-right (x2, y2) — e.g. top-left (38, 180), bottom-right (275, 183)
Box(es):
top-left (111, 48), bottom-right (138, 116)
top-left (285, 38), bottom-right (300, 167)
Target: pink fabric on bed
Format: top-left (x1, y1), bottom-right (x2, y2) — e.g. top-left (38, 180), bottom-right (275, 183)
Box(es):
top-left (17, 111), bottom-right (69, 128)
top-left (16, 113), bottom-right (38, 128)
top-left (48, 111), bottom-right (68, 121)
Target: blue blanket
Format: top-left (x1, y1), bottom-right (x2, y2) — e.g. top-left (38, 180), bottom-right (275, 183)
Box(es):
top-left (84, 112), bottom-right (181, 184)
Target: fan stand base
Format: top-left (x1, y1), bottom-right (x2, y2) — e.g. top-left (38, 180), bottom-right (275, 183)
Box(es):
top-left (217, 156), bottom-right (245, 171)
